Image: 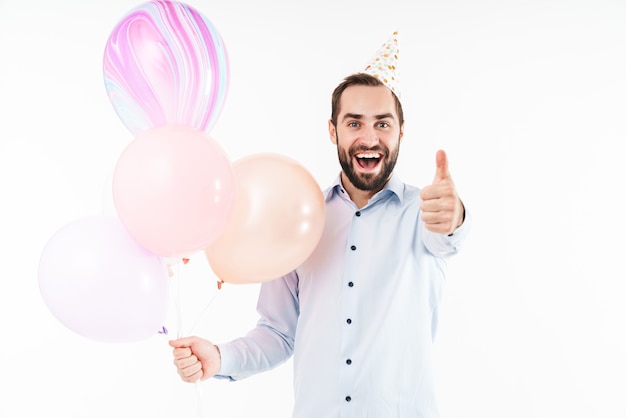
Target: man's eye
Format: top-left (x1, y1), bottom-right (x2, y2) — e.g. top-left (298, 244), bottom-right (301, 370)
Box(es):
top-left (348, 121), bottom-right (359, 128)
top-left (378, 122), bottom-right (389, 128)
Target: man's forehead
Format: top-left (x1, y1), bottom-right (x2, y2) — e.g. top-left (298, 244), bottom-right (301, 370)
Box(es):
top-left (340, 84), bottom-right (394, 105)
top-left (338, 86), bottom-right (397, 120)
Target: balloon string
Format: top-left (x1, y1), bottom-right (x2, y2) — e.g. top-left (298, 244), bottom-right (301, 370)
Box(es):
top-left (174, 261), bottom-right (183, 340)
top-left (172, 260), bottom-right (203, 417)
top-left (196, 381), bottom-right (204, 416)
top-left (191, 279), bottom-right (224, 417)
top-left (172, 259), bottom-right (223, 418)
top-left (186, 281), bottom-right (222, 336)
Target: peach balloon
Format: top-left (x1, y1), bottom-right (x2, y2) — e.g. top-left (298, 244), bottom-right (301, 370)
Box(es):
top-left (204, 153), bottom-right (325, 284)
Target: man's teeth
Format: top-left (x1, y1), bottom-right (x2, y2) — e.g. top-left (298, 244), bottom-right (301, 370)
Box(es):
top-left (356, 152), bottom-right (380, 159)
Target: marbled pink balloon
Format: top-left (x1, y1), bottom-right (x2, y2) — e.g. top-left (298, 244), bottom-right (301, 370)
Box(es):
top-left (103, 0), bottom-right (229, 135)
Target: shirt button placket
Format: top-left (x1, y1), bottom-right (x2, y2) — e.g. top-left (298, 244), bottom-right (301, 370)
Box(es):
top-left (341, 209), bottom-right (361, 414)
top-left (345, 268), bottom-right (356, 410)
top-left (346, 280), bottom-right (354, 325)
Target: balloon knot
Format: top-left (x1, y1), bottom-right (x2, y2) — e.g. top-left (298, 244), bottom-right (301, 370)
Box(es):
top-left (182, 258), bottom-right (190, 264)
top-left (217, 280), bottom-right (224, 290)
top-left (158, 326), bottom-right (168, 335)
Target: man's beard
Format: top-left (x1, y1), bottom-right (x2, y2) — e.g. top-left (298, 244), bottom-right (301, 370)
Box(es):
top-left (336, 136), bottom-right (400, 192)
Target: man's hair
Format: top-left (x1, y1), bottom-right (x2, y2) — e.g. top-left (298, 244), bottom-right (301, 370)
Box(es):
top-left (330, 72), bottom-right (404, 127)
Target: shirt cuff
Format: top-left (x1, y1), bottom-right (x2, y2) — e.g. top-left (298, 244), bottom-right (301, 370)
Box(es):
top-left (447, 209), bottom-right (471, 246)
top-left (213, 342), bottom-right (238, 381)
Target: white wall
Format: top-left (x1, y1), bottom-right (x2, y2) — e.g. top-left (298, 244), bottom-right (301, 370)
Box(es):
top-left (1, 0), bottom-right (625, 417)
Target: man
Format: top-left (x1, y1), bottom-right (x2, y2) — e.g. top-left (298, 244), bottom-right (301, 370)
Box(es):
top-left (170, 33), bottom-right (469, 417)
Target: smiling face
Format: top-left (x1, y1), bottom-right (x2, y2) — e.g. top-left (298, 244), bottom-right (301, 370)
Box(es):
top-left (329, 83), bottom-right (404, 196)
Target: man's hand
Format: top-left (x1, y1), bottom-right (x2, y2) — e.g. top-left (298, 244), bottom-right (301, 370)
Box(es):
top-left (169, 336), bottom-right (221, 383)
top-left (419, 150), bottom-right (465, 235)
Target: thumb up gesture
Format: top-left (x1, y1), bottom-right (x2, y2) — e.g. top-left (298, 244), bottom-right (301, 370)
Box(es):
top-left (419, 150), bottom-right (465, 235)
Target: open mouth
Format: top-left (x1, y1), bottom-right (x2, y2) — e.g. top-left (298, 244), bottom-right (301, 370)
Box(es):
top-left (355, 151), bottom-right (382, 171)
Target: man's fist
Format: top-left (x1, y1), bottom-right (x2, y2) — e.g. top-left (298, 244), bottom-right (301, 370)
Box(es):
top-left (169, 336), bottom-right (221, 383)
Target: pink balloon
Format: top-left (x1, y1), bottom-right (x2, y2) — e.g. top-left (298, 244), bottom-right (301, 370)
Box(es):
top-left (103, 0), bottom-right (229, 135)
top-left (112, 125), bottom-right (235, 258)
top-left (38, 216), bottom-right (169, 343)
top-left (204, 153), bottom-right (326, 284)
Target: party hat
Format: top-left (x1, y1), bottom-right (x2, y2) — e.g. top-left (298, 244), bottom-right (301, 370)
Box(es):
top-left (363, 31), bottom-right (400, 97)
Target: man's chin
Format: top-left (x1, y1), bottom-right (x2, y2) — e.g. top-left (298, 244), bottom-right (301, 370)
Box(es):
top-left (352, 173), bottom-right (387, 191)
top-left (355, 171), bottom-right (379, 182)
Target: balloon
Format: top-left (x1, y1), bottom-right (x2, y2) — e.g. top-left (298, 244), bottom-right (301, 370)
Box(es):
top-left (112, 125), bottom-right (235, 258)
top-left (103, 0), bottom-right (229, 136)
top-left (38, 216), bottom-right (169, 343)
top-left (204, 153), bottom-right (325, 284)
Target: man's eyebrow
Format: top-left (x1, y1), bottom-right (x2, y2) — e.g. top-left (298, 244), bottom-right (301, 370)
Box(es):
top-left (341, 112), bottom-right (395, 121)
top-left (342, 113), bottom-right (363, 121)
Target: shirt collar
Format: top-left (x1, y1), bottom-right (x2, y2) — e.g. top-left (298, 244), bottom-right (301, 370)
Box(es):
top-left (324, 172), bottom-right (404, 205)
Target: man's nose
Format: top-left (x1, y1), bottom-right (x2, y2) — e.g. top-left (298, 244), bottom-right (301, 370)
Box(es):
top-left (361, 126), bottom-right (379, 146)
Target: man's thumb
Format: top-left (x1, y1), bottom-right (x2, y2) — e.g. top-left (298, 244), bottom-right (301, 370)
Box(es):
top-left (433, 149), bottom-right (450, 183)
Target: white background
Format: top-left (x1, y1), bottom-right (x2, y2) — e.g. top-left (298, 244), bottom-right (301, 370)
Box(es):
top-left (1, 0), bottom-right (625, 417)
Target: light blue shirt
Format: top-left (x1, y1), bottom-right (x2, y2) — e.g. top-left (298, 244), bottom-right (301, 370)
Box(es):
top-left (217, 173), bottom-right (470, 418)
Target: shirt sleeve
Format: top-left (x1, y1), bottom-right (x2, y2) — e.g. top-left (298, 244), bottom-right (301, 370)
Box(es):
top-left (214, 270), bottom-right (300, 381)
top-left (421, 209), bottom-right (472, 258)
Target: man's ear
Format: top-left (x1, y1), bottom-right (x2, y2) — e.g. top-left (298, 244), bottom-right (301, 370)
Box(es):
top-left (399, 123), bottom-right (404, 141)
top-left (328, 119), bottom-right (337, 144)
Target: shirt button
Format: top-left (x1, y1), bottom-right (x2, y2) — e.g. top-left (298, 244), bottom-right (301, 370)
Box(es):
top-left (345, 396), bottom-right (352, 402)
top-left (348, 281), bottom-right (354, 287)
top-left (355, 211), bottom-right (361, 217)
top-left (346, 359), bottom-right (352, 365)
top-left (346, 318), bottom-right (352, 324)
top-left (350, 245), bottom-right (356, 251)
